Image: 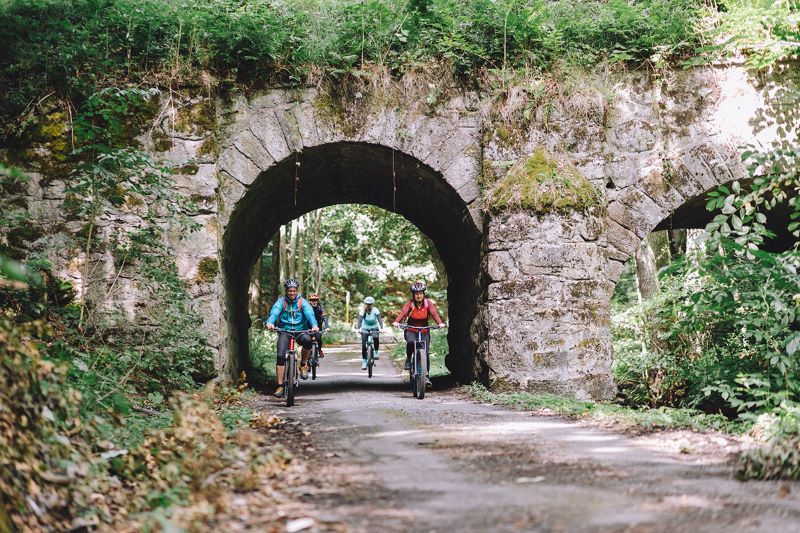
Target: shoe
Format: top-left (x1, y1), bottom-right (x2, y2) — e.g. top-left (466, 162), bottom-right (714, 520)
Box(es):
top-left (319, 350), bottom-right (325, 358)
top-left (404, 357), bottom-right (412, 370)
top-left (425, 377), bottom-right (432, 387)
top-left (273, 384), bottom-right (286, 398)
top-left (300, 364), bottom-right (309, 380)
top-left (373, 350), bottom-right (379, 360)
top-left (361, 360), bottom-right (368, 370)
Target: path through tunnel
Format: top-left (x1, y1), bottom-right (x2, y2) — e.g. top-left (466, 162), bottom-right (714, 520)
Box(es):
top-left (222, 142), bottom-right (483, 383)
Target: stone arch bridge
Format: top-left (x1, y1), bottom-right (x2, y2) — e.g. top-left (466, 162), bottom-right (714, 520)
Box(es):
top-left (15, 66), bottom-right (786, 399)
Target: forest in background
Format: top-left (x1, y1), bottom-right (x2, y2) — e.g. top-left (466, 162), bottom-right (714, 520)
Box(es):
top-left (249, 204), bottom-right (447, 323)
top-left (1, 0), bottom-right (799, 530)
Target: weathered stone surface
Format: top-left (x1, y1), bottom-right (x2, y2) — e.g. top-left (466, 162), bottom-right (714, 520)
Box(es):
top-left (6, 63), bottom-right (787, 399)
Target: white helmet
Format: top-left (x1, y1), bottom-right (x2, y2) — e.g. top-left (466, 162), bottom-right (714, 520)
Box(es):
top-left (364, 296), bottom-right (375, 305)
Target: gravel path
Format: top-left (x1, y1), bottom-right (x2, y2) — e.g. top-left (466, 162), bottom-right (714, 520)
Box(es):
top-left (249, 344), bottom-right (800, 533)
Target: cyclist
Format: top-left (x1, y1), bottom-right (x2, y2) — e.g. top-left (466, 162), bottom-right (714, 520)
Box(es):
top-left (357, 296), bottom-right (384, 370)
top-left (308, 293), bottom-right (330, 358)
top-left (392, 281), bottom-right (446, 384)
top-left (265, 278), bottom-right (319, 398)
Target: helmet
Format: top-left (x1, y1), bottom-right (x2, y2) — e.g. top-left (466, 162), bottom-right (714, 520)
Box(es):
top-left (284, 278), bottom-right (299, 289)
top-left (410, 281), bottom-right (426, 293)
top-left (364, 296), bottom-right (375, 305)
top-left (308, 293), bottom-right (320, 300)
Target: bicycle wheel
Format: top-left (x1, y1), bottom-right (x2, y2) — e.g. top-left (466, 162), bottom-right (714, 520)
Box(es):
top-left (367, 344), bottom-right (374, 378)
top-left (286, 352), bottom-right (296, 407)
top-left (415, 348), bottom-right (425, 400)
top-left (311, 345), bottom-right (318, 381)
top-left (409, 348), bottom-right (417, 396)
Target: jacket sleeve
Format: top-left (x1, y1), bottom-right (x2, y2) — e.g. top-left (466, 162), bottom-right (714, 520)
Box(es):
top-left (394, 301), bottom-right (412, 324)
top-left (303, 300), bottom-right (319, 328)
top-left (376, 310), bottom-right (384, 330)
top-left (266, 297), bottom-right (283, 325)
top-left (357, 313), bottom-right (364, 330)
top-left (428, 300), bottom-right (444, 326)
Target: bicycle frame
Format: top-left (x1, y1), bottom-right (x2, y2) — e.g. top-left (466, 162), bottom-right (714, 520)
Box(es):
top-left (274, 328), bottom-right (313, 406)
top-left (361, 328), bottom-right (379, 378)
top-left (398, 325), bottom-right (438, 399)
top-left (309, 328), bottom-right (328, 381)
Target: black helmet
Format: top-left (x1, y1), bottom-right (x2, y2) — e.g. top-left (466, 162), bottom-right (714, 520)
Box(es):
top-left (410, 281), bottom-right (426, 293)
top-left (284, 278), bottom-right (300, 289)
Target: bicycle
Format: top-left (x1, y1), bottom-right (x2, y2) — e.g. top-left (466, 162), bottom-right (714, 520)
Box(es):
top-left (273, 328), bottom-right (313, 407)
top-left (361, 328), bottom-right (379, 378)
top-left (398, 324), bottom-right (442, 399)
top-left (309, 328), bottom-right (329, 381)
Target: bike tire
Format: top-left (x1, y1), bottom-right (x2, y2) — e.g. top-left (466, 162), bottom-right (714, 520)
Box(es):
top-left (367, 345), bottom-right (374, 378)
top-left (286, 352), bottom-right (296, 407)
top-left (311, 346), bottom-right (317, 381)
top-left (415, 348), bottom-right (425, 400)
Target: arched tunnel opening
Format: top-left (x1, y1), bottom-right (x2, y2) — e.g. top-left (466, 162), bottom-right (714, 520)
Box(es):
top-left (221, 142), bottom-right (483, 385)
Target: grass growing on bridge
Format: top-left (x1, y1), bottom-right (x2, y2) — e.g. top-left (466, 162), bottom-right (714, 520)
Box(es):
top-left (485, 147), bottom-right (603, 214)
top-left (0, 0), bottom-right (712, 127)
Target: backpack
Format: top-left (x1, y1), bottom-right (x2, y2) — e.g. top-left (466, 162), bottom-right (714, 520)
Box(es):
top-left (282, 296), bottom-right (303, 314)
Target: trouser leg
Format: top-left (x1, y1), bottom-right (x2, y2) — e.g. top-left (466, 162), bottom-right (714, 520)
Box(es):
top-left (361, 333), bottom-right (369, 359)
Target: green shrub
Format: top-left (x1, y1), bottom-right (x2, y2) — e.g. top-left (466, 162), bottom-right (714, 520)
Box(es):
top-left (737, 402), bottom-right (800, 480)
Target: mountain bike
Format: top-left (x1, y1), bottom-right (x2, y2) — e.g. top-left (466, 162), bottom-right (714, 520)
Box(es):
top-left (398, 325), bottom-right (441, 399)
top-left (361, 328), bottom-right (379, 378)
top-left (274, 328), bottom-right (313, 407)
top-left (309, 328), bottom-right (329, 381)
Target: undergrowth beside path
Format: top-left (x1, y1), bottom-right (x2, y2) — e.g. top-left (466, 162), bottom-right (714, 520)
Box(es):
top-left (464, 383), bottom-right (744, 434)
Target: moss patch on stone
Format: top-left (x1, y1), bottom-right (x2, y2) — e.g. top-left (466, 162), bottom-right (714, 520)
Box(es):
top-left (196, 256), bottom-right (219, 282)
top-left (486, 147), bottom-right (603, 214)
top-left (151, 129), bottom-right (173, 152)
top-left (175, 100), bottom-right (217, 136)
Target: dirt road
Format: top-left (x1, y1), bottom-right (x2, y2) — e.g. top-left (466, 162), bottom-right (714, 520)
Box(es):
top-left (247, 345), bottom-right (800, 533)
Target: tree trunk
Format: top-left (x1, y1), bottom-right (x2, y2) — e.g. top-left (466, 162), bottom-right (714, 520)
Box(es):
top-left (686, 228), bottom-right (705, 256)
top-left (647, 231), bottom-right (671, 270)
top-left (279, 225), bottom-right (288, 281)
top-left (248, 257), bottom-right (262, 318)
top-left (635, 237), bottom-right (660, 301)
top-left (270, 231), bottom-right (281, 303)
top-left (297, 215), bottom-right (306, 291)
top-left (668, 229), bottom-right (686, 259)
top-left (288, 220), bottom-right (297, 278)
top-left (313, 210), bottom-right (322, 293)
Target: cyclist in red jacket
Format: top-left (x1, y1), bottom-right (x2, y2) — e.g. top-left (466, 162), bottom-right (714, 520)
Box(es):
top-left (392, 281), bottom-right (446, 383)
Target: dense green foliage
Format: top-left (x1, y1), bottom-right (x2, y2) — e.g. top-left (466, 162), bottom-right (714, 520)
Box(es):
top-left (0, 0), bottom-right (712, 128)
top-left (612, 138), bottom-right (800, 478)
top-left (259, 204), bottom-right (447, 321)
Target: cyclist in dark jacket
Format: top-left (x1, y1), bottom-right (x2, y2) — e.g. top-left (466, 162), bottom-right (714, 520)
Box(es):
top-left (308, 293), bottom-right (330, 358)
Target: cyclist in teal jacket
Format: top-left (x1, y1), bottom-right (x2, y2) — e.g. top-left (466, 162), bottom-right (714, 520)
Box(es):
top-left (357, 296), bottom-right (384, 370)
top-left (265, 278), bottom-right (319, 398)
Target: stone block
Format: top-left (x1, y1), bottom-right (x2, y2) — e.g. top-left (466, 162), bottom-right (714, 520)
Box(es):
top-left (249, 111), bottom-right (292, 162)
top-left (217, 146), bottom-right (261, 187)
top-left (234, 129), bottom-right (275, 172)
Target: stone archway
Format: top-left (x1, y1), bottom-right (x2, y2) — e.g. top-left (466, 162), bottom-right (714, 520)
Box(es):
top-left (219, 141), bottom-right (483, 382)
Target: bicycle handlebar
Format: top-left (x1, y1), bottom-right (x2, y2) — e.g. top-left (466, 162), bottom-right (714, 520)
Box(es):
top-left (397, 324), bottom-right (444, 331)
top-left (272, 328), bottom-right (315, 335)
